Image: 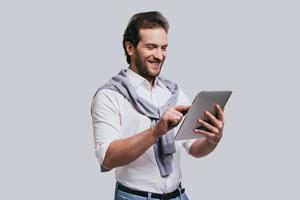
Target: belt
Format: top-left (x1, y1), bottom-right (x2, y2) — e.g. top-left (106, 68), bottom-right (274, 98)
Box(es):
top-left (117, 182), bottom-right (185, 200)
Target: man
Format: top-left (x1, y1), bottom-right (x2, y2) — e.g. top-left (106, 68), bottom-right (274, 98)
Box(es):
top-left (91, 11), bottom-right (225, 200)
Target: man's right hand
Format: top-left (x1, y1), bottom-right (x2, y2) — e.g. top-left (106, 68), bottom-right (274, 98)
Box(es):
top-left (102, 105), bottom-right (190, 170)
top-left (153, 105), bottom-right (190, 137)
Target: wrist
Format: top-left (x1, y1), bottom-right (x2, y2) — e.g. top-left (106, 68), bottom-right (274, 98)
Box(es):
top-left (205, 137), bottom-right (219, 147)
top-left (150, 124), bottom-right (163, 139)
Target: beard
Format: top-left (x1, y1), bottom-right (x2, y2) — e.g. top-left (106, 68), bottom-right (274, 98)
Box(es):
top-left (134, 54), bottom-right (165, 81)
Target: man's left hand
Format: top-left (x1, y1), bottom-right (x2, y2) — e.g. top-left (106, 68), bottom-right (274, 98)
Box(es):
top-left (193, 104), bottom-right (225, 145)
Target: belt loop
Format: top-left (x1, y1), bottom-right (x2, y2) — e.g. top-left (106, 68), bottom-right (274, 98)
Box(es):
top-left (147, 192), bottom-right (152, 200)
top-left (177, 185), bottom-right (182, 200)
top-left (114, 182), bottom-right (119, 200)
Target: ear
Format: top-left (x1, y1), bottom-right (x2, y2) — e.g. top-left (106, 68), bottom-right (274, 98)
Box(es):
top-left (125, 41), bottom-right (135, 56)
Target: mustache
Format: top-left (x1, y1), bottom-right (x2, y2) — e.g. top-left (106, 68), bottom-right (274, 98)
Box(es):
top-left (148, 57), bottom-right (164, 63)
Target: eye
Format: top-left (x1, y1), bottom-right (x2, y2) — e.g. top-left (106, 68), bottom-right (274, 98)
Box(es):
top-left (161, 45), bottom-right (168, 51)
top-left (146, 46), bottom-right (155, 50)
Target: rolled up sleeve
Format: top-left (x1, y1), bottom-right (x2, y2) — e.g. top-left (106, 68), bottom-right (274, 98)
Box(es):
top-left (91, 89), bottom-right (122, 165)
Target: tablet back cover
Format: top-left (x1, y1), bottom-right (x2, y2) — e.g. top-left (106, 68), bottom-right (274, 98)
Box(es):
top-left (176, 91), bottom-right (232, 140)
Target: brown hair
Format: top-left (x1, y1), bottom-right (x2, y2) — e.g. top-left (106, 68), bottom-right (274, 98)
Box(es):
top-left (122, 11), bottom-right (169, 64)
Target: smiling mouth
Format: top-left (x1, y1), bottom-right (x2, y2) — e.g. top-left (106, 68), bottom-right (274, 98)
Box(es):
top-left (147, 60), bottom-right (161, 67)
top-left (148, 60), bottom-right (160, 64)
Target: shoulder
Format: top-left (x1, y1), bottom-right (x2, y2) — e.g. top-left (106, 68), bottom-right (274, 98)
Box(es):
top-left (93, 88), bottom-right (124, 102)
top-left (91, 88), bottom-right (126, 112)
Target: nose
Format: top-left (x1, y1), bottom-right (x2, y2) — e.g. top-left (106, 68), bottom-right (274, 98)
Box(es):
top-left (153, 48), bottom-right (165, 61)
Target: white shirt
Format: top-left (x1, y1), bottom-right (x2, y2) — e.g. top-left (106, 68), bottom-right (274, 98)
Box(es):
top-left (91, 68), bottom-right (194, 193)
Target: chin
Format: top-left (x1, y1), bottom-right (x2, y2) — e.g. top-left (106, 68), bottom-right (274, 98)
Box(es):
top-left (149, 68), bottom-right (161, 77)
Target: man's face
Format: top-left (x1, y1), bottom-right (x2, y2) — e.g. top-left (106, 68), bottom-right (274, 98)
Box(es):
top-left (131, 27), bottom-right (168, 81)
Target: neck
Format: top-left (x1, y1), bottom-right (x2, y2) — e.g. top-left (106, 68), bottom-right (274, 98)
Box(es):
top-left (129, 65), bottom-right (155, 87)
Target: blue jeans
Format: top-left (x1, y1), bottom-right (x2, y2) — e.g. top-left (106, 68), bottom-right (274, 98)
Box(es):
top-left (114, 182), bottom-right (189, 200)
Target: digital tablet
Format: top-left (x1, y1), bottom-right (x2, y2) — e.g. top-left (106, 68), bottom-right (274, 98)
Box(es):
top-left (175, 91), bottom-right (232, 140)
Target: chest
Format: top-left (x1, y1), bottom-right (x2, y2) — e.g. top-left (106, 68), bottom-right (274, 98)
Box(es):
top-left (119, 87), bottom-right (172, 138)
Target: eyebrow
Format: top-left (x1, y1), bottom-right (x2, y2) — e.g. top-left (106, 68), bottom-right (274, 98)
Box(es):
top-left (145, 43), bottom-right (168, 48)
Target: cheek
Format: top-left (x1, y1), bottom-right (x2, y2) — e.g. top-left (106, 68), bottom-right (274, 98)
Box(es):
top-left (143, 52), bottom-right (153, 59)
top-left (137, 50), bottom-right (150, 61)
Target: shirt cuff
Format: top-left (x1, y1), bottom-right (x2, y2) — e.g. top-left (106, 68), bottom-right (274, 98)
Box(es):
top-left (95, 142), bottom-right (111, 165)
top-left (182, 139), bottom-right (197, 155)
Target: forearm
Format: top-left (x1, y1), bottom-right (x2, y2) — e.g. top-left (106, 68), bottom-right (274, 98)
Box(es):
top-left (189, 138), bottom-right (218, 158)
top-left (101, 105), bottom-right (190, 170)
top-left (102, 127), bottom-right (159, 170)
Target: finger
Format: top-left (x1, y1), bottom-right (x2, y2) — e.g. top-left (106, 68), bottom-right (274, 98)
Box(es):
top-left (173, 105), bottom-right (190, 114)
top-left (169, 109), bottom-right (184, 119)
top-left (166, 111), bottom-right (182, 126)
top-left (197, 119), bottom-right (219, 134)
top-left (194, 129), bottom-right (222, 145)
top-left (165, 110), bottom-right (182, 125)
top-left (164, 112), bottom-right (179, 123)
top-left (205, 111), bottom-right (223, 130)
top-left (169, 117), bottom-right (181, 126)
top-left (193, 129), bottom-right (218, 139)
top-left (215, 104), bottom-right (224, 122)
top-left (169, 120), bottom-right (179, 127)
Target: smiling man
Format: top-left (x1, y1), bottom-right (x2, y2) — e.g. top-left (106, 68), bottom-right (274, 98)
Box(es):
top-left (91, 11), bottom-right (225, 200)
top-left (126, 27), bottom-right (168, 83)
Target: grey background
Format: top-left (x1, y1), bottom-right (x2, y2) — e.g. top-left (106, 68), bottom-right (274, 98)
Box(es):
top-left (0, 0), bottom-right (299, 199)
